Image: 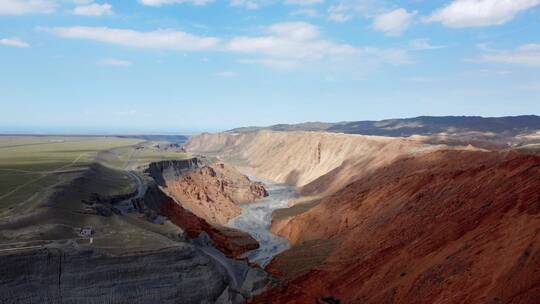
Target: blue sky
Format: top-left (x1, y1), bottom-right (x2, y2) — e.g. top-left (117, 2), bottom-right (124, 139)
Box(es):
top-left (0, 0), bottom-right (539, 133)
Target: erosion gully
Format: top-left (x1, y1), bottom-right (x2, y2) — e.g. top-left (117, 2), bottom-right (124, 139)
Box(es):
top-left (227, 182), bottom-right (297, 267)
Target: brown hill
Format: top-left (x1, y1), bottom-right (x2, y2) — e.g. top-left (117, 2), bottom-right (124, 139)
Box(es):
top-left (256, 150), bottom-right (540, 304)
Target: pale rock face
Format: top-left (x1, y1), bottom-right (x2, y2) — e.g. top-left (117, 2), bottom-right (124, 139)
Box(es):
top-left (185, 130), bottom-right (446, 196)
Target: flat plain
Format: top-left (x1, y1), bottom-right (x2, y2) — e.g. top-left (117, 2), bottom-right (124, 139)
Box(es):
top-left (0, 135), bottom-right (191, 249)
top-left (0, 137), bottom-right (139, 211)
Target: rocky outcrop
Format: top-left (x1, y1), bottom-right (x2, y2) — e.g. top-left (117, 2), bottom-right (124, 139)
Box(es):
top-left (146, 158), bottom-right (207, 186)
top-left (1, 241), bottom-right (273, 304)
top-left (143, 157), bottom-right (268, 256)
top-left (144, 183), bottom-right (259, 258)
top-left (255, 150), bottom-right (540, 304)
top-left (185, 131), bottom-right (446, 197)
top-left (163, 163), bottom-right (267, 225)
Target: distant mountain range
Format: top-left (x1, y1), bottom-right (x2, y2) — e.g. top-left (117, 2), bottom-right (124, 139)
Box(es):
top-left (228, 115), bottom-right (540, 137)
top-left (117, 135), bottom-right (189, 143)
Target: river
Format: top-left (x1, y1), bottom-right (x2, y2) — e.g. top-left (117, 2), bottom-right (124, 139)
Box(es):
top-left (227, 182), bottom-right (297, 267)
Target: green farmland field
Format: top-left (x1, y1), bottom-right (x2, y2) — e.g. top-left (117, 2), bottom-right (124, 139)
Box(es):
top-left (0, 136), bottom-right (191, 214)
top-left (0, 137), bottom-right (140, 210)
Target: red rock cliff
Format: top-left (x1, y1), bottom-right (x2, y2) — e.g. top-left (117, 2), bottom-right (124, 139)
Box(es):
top-left (164, 163), bottom-right (267, 225)
top-left (255, 150), bottom-right (540, 304)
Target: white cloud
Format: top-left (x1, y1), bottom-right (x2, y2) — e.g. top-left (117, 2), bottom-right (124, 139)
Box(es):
top-left (71, 0), bottom-right (93, 4)
top-left (139, 0), bottom-right (213, 6)
top-left (267, 21), bottom-right (320, 40)
top-left (285, 0), bottom-right (323, 5)
top-left (98, 58), bottom-right (132, 67)
top-left (461, 68), bottom-right (511, 77)
top-left (327, 3), bottom-right (352, 22)
top-left (239, 58), bottom-right (300, 70)
top-left (214, 71), bottom-right (238, 77)
top-left (328, 13), bottom-right (350, 22)
top-left (327, 0), bottom-right (417, 35)
top-left (373, 8), bottom-right (416, 36)
top-left (478, 44), bottom-right (540, 67)
top-left (41, 22), bottom-right (410, 70)
top-left (227, 22), bottom-right (357, 62)
top-left (0, 0), bottom-right (56, 15)
top-left (427, 0), bottom-right (540, 28)
top-left (291, 8), bottom-right (318, 17)
top-left (409, 38), bottom-right (445, 51)
top-left (72, 2), bottom-right (112, 16)
top-left (327, 0), bottom-right (384, 23)
top-left (228, 22), bottom-right (409, 69)
top-left (0, 37), bottom-right (30, 48)
top-left (229, 0), bottom-right (262, 9)
top-left (328, 13), bottom-right (351, 22)
top-left (39, 26), bottom-right (220, 51)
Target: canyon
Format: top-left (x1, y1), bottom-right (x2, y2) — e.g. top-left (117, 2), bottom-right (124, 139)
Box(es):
top-left (185, 129), bottom-right (540, 304)
top-left (2, 118), bottom-right (539, 304)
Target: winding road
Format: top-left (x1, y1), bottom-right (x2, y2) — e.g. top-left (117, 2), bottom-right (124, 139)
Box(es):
top-left (198, 245), bottom-right (240, 289)
top-left (126, 170), bottom-right (146, 200)
top-left (120, 146), bottom-right (147, 203)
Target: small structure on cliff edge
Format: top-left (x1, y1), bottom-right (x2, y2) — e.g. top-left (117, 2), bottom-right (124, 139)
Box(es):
top-left (80, 226), bottom-right (94, 237)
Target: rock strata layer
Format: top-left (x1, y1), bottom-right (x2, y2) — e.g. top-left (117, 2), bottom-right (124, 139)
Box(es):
top-left (1, 245), bottom-right (229, 304)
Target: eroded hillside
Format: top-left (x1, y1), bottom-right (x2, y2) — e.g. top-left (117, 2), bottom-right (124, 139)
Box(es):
top-left (256, 150), bottom-right (540, 303)
top-left (166, 164), bottom-right (266, 225)
top-left (186, 130), bottom-right (446, 197)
